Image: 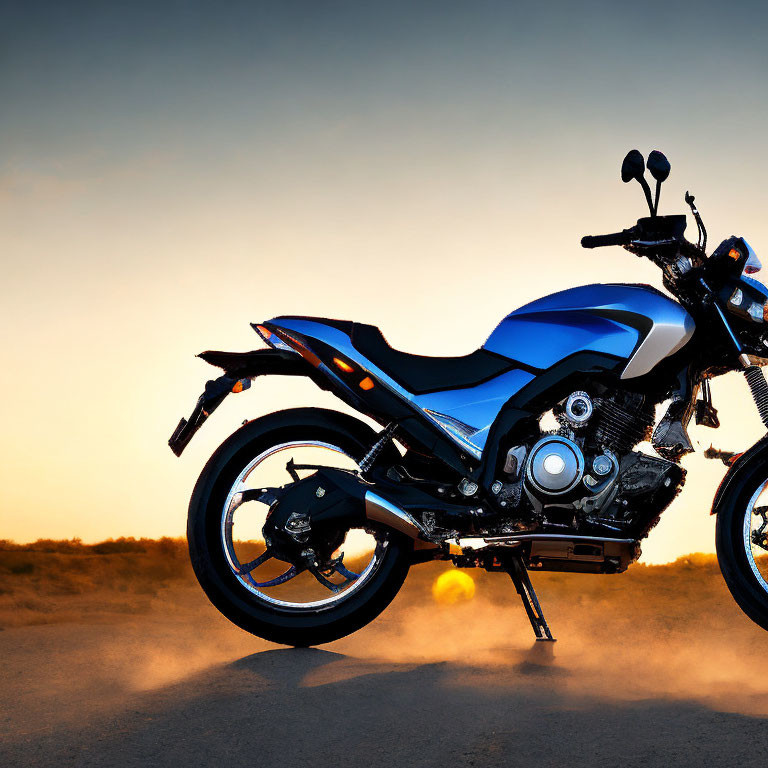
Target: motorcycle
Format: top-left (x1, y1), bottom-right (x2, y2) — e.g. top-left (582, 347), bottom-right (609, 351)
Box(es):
top-left (170, 149), bottom-right (768, 647)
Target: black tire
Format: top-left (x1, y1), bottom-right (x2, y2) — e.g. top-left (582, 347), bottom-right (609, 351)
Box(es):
top-left (716, 455), bottom-right (768, 633)
top-left (187, 407), bottom-right (412, 647)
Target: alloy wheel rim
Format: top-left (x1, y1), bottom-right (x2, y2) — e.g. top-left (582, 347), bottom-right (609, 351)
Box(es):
top-left (220, 440), bottom-right (388, 609)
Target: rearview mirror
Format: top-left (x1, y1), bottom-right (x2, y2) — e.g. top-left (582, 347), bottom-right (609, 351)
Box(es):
top-left (647, 150), bottom-right (671, 215)
top-left (621, 149), bottom-right (655, 216)
top-left (621, 149), bottom-right (646, 183)
top-left (647, 150), bottom-right (671, 183)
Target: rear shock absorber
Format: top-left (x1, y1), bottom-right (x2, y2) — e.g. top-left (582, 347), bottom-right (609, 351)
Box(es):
top-left (744, 365), bottom-right (768, 429)
top-left (360, 423), bottom-right (398, 473)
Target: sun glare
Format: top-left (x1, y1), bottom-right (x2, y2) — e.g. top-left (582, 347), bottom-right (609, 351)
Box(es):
top-left (432, 569), bottom-right (476, 605)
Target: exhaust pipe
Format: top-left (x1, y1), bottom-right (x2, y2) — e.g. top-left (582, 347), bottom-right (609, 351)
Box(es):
top-left (364, 490), bottom-right (428, 539)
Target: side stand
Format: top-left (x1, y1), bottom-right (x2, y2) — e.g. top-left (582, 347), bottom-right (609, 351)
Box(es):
top-left (507, 557), bottom-right (555, 642)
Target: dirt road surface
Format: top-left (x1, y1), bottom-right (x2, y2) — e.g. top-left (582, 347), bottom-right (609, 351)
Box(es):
top-left (2, 547), bottom-right (768, 767)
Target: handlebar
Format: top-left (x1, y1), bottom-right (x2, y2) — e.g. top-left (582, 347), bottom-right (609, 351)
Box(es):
top-left (580, 228), bottom-right (637, 249)
top-left (581, 216), bottom-right (689, 251)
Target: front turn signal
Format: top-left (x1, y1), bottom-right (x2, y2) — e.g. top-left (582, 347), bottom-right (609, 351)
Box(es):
top-left (359, 377), bottom-right (375, 390)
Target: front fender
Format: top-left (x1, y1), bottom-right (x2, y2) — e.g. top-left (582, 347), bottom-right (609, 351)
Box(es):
top-left (711, 435), bottom-right (768, 514)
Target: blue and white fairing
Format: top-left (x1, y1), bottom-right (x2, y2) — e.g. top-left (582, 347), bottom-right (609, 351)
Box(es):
top-left (265, 284), bottom-right (694, 460)
top-left (420, 284), bottom-right (694, 454)
top-left (412, 369), bottom-right (535, 456)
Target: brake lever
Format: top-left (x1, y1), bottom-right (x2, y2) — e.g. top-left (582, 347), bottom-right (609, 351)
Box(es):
top-left (630, 238), bottom-right (678, 248)
top-left (624, 238), bottom-right (680, 260)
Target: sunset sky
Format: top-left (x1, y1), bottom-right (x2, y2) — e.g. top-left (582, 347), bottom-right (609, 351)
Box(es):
top-left (3, 0), bottom-right (768, 562)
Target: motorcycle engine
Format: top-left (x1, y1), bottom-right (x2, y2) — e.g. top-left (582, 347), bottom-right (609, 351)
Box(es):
top-left (502, 389), bottom-right (685, 539)
top-left (524, 434), bottom-right (619, 513)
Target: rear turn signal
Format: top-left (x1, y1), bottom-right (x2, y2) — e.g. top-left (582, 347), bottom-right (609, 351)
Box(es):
top-left (333, 357), bottom-right (354, 373)
top-left (359, 377), bottom-right (375, 390)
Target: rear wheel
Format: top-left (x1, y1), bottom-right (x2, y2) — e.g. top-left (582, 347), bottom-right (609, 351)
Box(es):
top-left (187, 408), bottom-right (412, 646)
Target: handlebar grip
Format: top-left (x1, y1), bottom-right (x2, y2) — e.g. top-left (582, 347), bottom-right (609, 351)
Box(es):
top-left (581, 230), bottom-right (634, 249)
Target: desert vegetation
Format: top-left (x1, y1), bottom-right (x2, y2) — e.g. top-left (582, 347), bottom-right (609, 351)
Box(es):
top-left (0, 537), bottom-right (753, 636)
top-left (0, 538), bottom-right (192, 629)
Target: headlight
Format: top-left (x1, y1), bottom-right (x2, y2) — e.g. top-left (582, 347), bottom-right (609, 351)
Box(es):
top-left (728, 286), bottom-right (766, 322)
top-left (748, 302), bottom-right (764, 321)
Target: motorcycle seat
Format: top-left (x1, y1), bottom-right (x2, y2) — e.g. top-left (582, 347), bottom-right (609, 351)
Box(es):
top-left (271, 316), bottom-right (514, 395)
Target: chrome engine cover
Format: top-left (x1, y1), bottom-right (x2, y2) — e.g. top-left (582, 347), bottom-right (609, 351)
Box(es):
top-left (525, 436), bottom-right (584, 495)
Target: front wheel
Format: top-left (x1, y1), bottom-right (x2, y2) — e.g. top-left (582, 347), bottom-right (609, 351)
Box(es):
top-left (716, 455), bottom-right (768, 632)
top-left (187, 408), bottom-right (412, 647)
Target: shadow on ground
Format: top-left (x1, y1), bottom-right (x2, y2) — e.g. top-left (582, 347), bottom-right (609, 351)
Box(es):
top-left (4, 640), bottom-right (768, 768)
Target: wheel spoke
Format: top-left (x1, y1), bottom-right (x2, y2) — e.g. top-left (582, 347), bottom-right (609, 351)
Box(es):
top-left (333, 561), bottom-right (360, 581)
top-left (308, 566), bottom-right (344, 592)
top-left (308, 556), bottom-right (361, 592)
top-left (227, 487), bottom-right (281, 519)
top-left (236, 549), bottom-right (274, 574)
top-left (249, 565), bottom-right (304, 588)
top-left (240, 487), bottom-right (282, 506)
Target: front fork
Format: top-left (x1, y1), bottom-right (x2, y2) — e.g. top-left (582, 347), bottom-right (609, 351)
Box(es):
top-left (656, 281), bottom-right (768, 459)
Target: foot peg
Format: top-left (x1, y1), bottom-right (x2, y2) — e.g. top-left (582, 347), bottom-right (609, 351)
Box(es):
top-left (507, 557), bottom-right (555, 642)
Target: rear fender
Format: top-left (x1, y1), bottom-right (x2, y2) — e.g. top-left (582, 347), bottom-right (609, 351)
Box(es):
top-left (169, 349), bottom-right (326, 457)
top-left (198, 348), bottom-right (313, 379)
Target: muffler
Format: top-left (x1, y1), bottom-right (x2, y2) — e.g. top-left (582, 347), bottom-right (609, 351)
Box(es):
top-left (363, 490), bottom-right (426, 539)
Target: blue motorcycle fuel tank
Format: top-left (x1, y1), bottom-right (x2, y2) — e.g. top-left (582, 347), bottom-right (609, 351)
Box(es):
top-left (483, 284), bottom-right (695, 379)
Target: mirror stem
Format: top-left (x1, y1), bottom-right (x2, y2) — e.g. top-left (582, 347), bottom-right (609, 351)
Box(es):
top-left (653, 179), bottom-right (661, 217)
top-left (637, 177), bottom-right (655, 217)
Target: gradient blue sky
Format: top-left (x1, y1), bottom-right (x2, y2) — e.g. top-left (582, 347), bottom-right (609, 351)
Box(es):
top-left (2, 0), bottom-right (768, 561)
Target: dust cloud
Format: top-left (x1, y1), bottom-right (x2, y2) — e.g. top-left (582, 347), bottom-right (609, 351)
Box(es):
top-left (344, 555), bottom-right (768, 717)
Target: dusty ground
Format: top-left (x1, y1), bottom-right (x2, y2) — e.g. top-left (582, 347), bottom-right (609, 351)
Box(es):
top-left (2, 540), bottom-right (768, 767)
